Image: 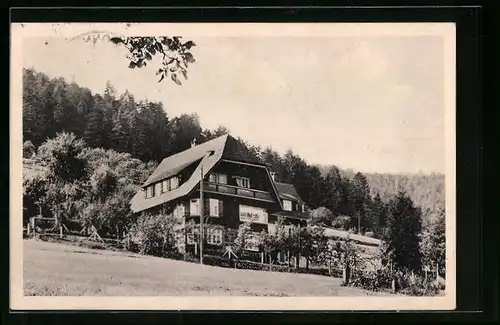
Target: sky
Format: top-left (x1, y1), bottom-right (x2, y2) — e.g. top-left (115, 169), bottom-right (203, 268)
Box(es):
top-left (23, 34), bottom-right (446, 174)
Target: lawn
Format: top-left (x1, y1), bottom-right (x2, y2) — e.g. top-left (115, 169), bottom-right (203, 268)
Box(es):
top-left (23, 239), bottom-right (392, 297)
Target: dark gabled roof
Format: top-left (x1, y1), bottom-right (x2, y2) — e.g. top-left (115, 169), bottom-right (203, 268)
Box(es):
top-left (130, 134), bottom-right (279, 213)
top-left (141, 134), bottom-right (265, 188)
top-left (274, 182), bottom-right (303, 203)
top-left (141, 135), bottom-right (229, 188)
top-left (221, 136), bottom-right (263, 165)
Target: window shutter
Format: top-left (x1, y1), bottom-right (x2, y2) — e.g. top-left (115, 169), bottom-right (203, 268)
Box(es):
top-left (218, 200), bottom-right (224, 217)
top-left (203, 198), bottom-right (210, 216)
top-left (190, 199), bottom-right (199, 216)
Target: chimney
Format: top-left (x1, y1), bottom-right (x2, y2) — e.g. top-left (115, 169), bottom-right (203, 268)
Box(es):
top-left (191, 138), bottom-right (197, 148)
top-left (270, 171), bottom-right (277, 182)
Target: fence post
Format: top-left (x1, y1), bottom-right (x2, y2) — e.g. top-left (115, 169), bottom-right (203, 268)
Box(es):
top-left (59, 226), bottom-right (63, 239)
top-left (27, 222), bottom-right (31, 236)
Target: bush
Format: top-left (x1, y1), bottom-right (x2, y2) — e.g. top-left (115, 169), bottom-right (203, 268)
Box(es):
top-left (331, 215), bottom-right (351, 229)
top-left (400, 282), bottom-right (440, 296)
top-left (351, 264), bottom-right (394, 292)
top-left (349, 262), bottom-right (441, 296)
top-left (364, 231), bottom-right (375, 238)
top-left (23, 140), bottom-right (36, 158)
top-left (128, 212), bottom-right (180, 258)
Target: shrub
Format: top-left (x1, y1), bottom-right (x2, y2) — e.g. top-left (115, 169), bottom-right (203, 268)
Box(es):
top-left (331, 215), bottom-right (351, 229)
top-left (364, 231), bottom-right (375, 238)
top-left (23, 140), bottom-right (36, 158)
top-left (349, 260), bottom-right (442, 296)
top-left (128, 211), bottom-right (180, 257)
top-left (351, 263), bottom-right (394, 292)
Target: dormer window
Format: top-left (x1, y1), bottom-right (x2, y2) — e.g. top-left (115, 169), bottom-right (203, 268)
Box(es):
top-left (209, 173), bottom-right (227, 184)
top-left (161, 176), bottom-right (179, 193)
top-left (283, 199), bottom-right (292, 211)
top-left (145, 185), bottom-right (155, 199)
top-left (161, 179), bottom-right (171, 193)
top-left (171, 176), bottom-right (179, 189)
top-left (234, 176), bottom-right (250, 189)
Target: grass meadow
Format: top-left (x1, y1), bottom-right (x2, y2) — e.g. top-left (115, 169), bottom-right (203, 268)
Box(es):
top-left (23, 239), bottom-right (392, 297)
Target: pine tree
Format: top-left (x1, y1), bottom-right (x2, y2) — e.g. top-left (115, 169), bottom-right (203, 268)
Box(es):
top-left (384, 191), bottom-right (423, 272)
top-left (339, 177), bottom-right (355, 224)
top-left (260, 147), bottom-right (286, 182)
top-left (323, 165), bottom-right (343, 215)
top-left (83, 109), bottom-right (106, 148)
top-left (371, 193), bottom-right (388, 237)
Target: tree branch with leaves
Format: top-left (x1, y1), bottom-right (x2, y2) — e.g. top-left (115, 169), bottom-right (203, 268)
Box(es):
top-left (108, 36), bottom-right (196, 85)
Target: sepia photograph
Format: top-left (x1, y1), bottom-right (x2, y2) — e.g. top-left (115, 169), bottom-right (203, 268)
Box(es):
top-left (10, 22), bottom-right (456, 310)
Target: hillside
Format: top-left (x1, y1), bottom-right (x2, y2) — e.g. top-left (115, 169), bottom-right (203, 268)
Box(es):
top-left (364, 172), bottom-right (445, 214)
top-left (317, 164), bottom-right (445, 215)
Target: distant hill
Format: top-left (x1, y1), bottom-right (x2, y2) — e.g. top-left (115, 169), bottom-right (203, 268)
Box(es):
top-left (317, 164), bottom-right (445, 215)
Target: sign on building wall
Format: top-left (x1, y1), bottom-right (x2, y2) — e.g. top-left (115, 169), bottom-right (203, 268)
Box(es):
top-left (239, 205), bottom-right (268, 224)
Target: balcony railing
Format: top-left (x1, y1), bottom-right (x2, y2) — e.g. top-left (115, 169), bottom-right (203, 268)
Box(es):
top-left (203, 182), bottom-right (274, 202)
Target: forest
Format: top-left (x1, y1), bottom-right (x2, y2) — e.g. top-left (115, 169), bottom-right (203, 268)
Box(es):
top-left (22, 67), bottom-right (445, 237)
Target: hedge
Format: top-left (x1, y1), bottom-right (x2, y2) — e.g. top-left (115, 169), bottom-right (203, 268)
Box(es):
top-left (184, 253), bottom-right (343, 277)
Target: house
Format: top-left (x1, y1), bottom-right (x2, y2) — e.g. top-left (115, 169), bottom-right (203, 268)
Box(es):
top-left (130, 134), bottom-right (310, 258)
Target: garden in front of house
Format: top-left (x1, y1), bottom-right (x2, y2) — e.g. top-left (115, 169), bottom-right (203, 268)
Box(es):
top-left (24, 239), bottom-right (394, 297)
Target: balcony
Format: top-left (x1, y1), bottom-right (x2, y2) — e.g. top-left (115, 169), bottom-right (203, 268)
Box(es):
top-left (203, 182), bottom-right (274, 202)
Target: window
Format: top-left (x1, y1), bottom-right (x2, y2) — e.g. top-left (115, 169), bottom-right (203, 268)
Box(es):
top-left (234, 176), bottom-right (250, 188)
top-left (209, 173), bottom-right (227, 184)
top-left (170, 176), bottom-right (179, 189)
top-left (146, 185), bottom-right (155, 199)
top-left (187, 227), bottom-right (199, 244)
top-left (239, 205), bottom-right (268, 223)
top-left (268, 223), bottom-right (277, 235)
top-left (161, 179), bottom-right (170, 193)
top-left (173, 204), bottom-right (185, 218)
top-left (218, 174), bottom-right (227, 184)
top-left (209, 198), bottom-right (219, 217)
top-left (187, 227), bottom-right (223, 245)
top-left (190, 199), bottom-right (200, 216)
top-left (206, 228), bottom-right (223, 245)
top-left (160, 176), bottom-right (179, 193)
top-left (283, 200), bottom-right (292, 211)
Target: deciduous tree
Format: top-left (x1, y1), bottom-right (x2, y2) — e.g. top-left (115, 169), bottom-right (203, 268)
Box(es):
top-left (108, 36), bottom-right (196, 85)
